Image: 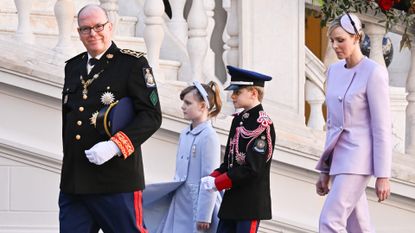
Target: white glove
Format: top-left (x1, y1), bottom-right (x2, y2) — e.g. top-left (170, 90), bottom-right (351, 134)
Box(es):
top-left (201, 176), bottom-right (217, 192)
top-left (85, 140), bottom-right (121, 165)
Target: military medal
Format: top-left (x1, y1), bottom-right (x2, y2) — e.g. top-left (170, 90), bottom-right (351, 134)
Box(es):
top-left (80, 71), bottom-right (104, 100)
top-left (90, 111), bottom-right (99, 126)
top-left (106, 53), bottom-right (114, 59)
top-left (235, 152), bottom-right (246, 165)
top-left (100, 92), bottom-right (115, 105)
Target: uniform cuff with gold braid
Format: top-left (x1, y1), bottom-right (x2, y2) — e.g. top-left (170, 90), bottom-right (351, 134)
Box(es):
top-left (214, 173), bottom-right (232, 191)
top-left (110, 131), bottom-right (134, 159)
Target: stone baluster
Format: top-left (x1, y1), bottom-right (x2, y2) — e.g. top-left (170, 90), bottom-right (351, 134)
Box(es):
top-left (53, 0), bottom-right (75, 56)
top-left (222, 0), bottom-right (239, 85)
top-left (202, 0), bottom-right (216, 82)
top-left (364, 22), bottom-right (386, 67)
top-left (14, 0), bottom-right (35, 44)
top-left (305, 79), bottom-right (325, 130)
top-left (187, 0), bottom-right (208, 82)
top-left (100, 0), bottom-right (119, 36)
top-left (168, 0), bottom-right (187, 44)
top-left (144, 0), bottom-right (165, 81)
top-left (405, 35), bottom-right (415, 155)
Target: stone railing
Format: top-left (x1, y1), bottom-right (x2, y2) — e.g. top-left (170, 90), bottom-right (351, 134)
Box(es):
top-left (13, 0), bottom-right (76, 55)
top-left (9, 0), bottom-right (415, 155)
top-left (9, 0), bottom-right (216, 81)
top-left (305, 47), bottom-right (326, 131)
top-left (143, 0), bottom-right (219, 85)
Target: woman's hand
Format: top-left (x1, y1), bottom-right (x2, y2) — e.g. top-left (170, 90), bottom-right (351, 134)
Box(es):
top-left (316, 173), bottom-right (330, 196)
top-left (375, 177), bottom-right (390, 202)
top-left (197, 222), bottom-right (210, 231)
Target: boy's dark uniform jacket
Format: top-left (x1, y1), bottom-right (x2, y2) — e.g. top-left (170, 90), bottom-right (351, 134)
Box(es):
top-left (60, 42), bottom-right (162, 194)
top-left (211, 104), bottom-right (276, 220)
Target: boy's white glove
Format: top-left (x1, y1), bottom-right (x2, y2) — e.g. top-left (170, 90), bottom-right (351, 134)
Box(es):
top-left (85, 140), bottom-right (121, 165)
top-left (201, 176), bottom-right (217, 192)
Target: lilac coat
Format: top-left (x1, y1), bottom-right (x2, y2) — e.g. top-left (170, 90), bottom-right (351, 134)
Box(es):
top-left (316, 57), bottom-right (392, 177)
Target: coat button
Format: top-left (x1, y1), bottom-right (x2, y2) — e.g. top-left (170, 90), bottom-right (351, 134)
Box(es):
top-left (75, 135), bottom-right (81, 140)
top-left (79, 106), bottom-right (84, 112)
top-left (77, 121), bottom-right (82, 126)
top-left (339, 126), bottom-right (343, 130)
top-left (338, 96), bottom-right (343, 102)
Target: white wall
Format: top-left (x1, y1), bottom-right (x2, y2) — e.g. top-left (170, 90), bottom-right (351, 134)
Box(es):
top-left (387, 32), bottom-right (411, 87)
top-left (239, 0), bottom-right (306, 125)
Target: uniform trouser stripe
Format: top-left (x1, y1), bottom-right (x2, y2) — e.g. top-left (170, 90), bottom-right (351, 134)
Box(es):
top-left (134, 191), bottom-right (147, 233)
top-left (249, 220), bottom-right (258, 233)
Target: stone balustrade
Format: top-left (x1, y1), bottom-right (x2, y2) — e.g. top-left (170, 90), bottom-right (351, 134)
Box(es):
top-left (8, 0), bottom-right (415, 155)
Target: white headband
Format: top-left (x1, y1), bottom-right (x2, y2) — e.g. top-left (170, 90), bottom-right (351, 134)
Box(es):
top-left (193, 80), bottom-right (210, 109)
top-left (340, 13), bottom-right (362, 35)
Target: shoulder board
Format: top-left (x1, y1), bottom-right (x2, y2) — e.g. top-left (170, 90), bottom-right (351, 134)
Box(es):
top-left (257, 111), bottom-right (273, 127)
top-left (119, 49), bottom-right (146, 59)
top-left (65, 52), bottom-right (87, 63)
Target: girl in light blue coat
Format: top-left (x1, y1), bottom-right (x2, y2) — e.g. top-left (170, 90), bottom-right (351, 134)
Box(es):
top-left (143, 81), bottom-right (223, 233)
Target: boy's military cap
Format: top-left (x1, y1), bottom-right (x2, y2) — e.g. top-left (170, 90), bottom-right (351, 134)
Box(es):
top-left (225, 66), bottom-right (272, 90)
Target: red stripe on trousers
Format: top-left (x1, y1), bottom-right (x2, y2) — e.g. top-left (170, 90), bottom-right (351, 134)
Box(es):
top-left (250, 220), bottom-right (258, 233)
top-left (134, 191), bottom-right (148, 233)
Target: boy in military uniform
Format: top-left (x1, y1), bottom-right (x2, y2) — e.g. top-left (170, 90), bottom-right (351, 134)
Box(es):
top-left (59, 4), bottom-right (161, 233)
top-left (202, 66), bottom-right (276, 233)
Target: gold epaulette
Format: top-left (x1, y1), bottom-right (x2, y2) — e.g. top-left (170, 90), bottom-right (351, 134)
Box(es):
top-left (119, 49), bottom-right (146, 59)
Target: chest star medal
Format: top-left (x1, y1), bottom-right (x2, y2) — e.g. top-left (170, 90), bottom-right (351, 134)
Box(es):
top-left (90, 111), bottom-right (99, 126)
top-left (101, 92), bottom-right (115, 105)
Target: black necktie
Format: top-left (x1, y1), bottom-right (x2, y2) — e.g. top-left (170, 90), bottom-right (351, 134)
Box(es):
top-left (88, 58), bottom-right (99, 66)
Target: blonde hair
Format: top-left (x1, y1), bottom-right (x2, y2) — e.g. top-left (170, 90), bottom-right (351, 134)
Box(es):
top-left (180, 81), bottom-right (223, 118)
top-left (245, 86), bottom-right (264, 102)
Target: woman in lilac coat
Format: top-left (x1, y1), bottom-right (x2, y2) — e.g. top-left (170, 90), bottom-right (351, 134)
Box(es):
top-left (315, 13), bottom-right (392, 233)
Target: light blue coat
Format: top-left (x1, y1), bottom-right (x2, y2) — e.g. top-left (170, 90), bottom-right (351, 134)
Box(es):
top-left (143, 121), bottom-right (222, 233)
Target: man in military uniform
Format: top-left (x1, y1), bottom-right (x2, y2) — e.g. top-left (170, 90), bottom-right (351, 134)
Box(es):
top-left (202, 66), bottom-right (276, 233)
top-left (59, 4), bottom-right (161, 233)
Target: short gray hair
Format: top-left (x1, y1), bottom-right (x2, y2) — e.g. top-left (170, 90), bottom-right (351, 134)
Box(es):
top-left (77, 4), bottom-right (109, 25)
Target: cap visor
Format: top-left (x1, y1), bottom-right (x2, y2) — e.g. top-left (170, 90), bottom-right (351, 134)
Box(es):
top-left (224, 84), bottom-right (242, 91)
